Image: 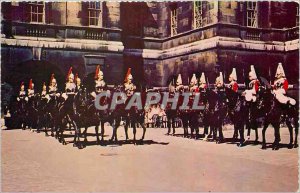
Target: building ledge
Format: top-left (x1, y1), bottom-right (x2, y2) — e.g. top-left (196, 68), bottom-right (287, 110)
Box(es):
top-left (124, 36), bottom-right (299, 59)
top-left (1, 37), bottom-right (124, 52)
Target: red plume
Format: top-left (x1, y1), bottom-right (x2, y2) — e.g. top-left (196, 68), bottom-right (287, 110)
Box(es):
top-left (66, 67), bottom-right (72, 80)
top-left (20, 81), bottom-right (24, 88)
top-left (75, 73), bottom-right (78, 81)
top-left (124, 68), bottom-right (131, 83)
top-left (29, 79), bottom-right (33, 90)
top-left (94, 65), bottom-right (100, 79)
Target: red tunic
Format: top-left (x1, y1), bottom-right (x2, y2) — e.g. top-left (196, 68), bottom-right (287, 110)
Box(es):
top-left (249, 80), bottom-right (260, 92)
top-left (229, 82), bottom-right (239, 92)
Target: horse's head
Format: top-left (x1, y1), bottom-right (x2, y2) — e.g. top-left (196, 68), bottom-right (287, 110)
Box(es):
top-left (257, 86), bottom-right (274, 110)
top-left (75, 88), bottom-right (88, 108)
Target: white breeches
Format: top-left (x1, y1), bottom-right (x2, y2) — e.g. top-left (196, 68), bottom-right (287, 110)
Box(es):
top-left (244, 89), bottom-right (257, 102)
top-left (273, 89), bottom-right (296, 105)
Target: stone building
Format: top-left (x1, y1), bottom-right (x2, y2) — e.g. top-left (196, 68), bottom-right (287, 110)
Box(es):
top-left (1, 1), bottom-right (299, 91)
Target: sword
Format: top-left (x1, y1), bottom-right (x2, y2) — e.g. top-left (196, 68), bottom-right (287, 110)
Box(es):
top-left (268, 66), bottom-right (272, 85)
top-left (206, 77), bottom-right (210, 89)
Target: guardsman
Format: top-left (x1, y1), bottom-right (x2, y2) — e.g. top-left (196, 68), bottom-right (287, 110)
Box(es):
top-left (75, 73), bottom-right (83, 92)
top-left (215, 72), bottom-right (225, 90)
top-left (41, 82), bottom-right (47, 98)
top-left (41, 82), bottom-right (50, 101)
top-left (228, 68), bottom-right (238, 92)
top-left (90, 65), bottom-right (106, 98)
top-left (199, 72), bottom-right (207, 91)
top-left (214, 72), bottom-right (226, 141)
top-left (63, 67), bottom-right (76, 100)
top-left (243, 65), bottom-right (260, 102)
top-left (124, 68), bottom-right (136, 97)
top-left (27, 79), bottom-right (35, 98)
top-left (175, 74), bottom-right (184, 92)
top-left (273, 63), bottom-right (296, 105)
top-left (189, 74), bottom-right (199, 93)
top-left (17, 82), bottom-right (26, 101)
top-left (49, 73), bottom-right (59, 97)
top-left (95, 65), bottom-right (106, 93)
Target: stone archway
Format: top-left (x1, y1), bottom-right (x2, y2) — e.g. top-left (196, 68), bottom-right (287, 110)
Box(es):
top-left (4, 59), bottom-right (65, 93)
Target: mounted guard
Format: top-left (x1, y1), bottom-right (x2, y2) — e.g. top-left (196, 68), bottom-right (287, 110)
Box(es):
top-left (273, 63), bottom-right (296, 105)
top-left (228, 68), bottom-right (238, 92)
top-left (63, 67), bottom-right (76, 100)
top-left (243, 65), bottom-right (260, 102)
top-left (27, 79), bottom-right (35, 99)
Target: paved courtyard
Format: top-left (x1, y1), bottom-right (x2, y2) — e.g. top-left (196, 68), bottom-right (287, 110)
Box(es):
top-left (2, 125), bottom-right (299, 192)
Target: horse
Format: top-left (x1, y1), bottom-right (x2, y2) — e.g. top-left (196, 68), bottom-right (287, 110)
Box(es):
top-left (56, 93), bottom-right (82, 148)
top-left (73, 87), bottom-right (111, 146)
top-left (204, 88), bottom-right (227, 143)
top-left (225, 87), bottom-right (248, 147)
top-left (260, 87), bottom-right (298, 150)
top-left (35, 94), bottom-right (50, 134)
top-left (110, 87), bottom-right (147, 144)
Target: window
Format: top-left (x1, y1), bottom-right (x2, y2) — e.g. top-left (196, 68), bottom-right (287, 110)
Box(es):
top-left (29, 2), bottom-right (45, 23)
top-left (171, 8), bottom-right (178, 36)
top-left (88, 2), bottom-right (103, 27)
top-left (246, 2), bottom-right (258, 27)
top-left (208, 1), bottom-right (214, 10)
top-left (296, 5), bottom-right (299, 26)
top-left (193, 1), bottom-right (203, 29)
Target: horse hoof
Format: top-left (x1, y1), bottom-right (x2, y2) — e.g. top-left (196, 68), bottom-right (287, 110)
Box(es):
top-left (294, 144), bottom-right (298, 148)
top-left (288, 143), bottom-right (293, 149)
top-left (261, 145), bottom-right (266, 150)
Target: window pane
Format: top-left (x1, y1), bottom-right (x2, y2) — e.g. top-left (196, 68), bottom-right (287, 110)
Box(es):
top-left (96, 2), bottom-right (101, 9)
top-left (38, 14), bottom-right (43, 22)
top-left (32, 14), bottom-right (37, 22)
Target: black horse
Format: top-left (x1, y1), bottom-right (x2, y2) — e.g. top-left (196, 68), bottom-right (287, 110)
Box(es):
top-left (110, 87), bottom-right (147, 144)
top-left (225, 87), bottom-right (248, 146)
top-left (260, 88), bottom-right (299, 150)
top-left (204, 89), bottom-right (227, 143)
top-left (56, 93), bottom-right (82, 148)
top-left (74, 88), bottom-right (111, 146)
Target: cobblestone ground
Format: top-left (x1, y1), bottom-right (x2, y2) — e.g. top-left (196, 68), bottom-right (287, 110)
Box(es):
top-left (2, 124), bottom-right (299, 192)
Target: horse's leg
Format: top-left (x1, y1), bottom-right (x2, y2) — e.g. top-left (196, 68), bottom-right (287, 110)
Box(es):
top-left (73, 121), bottom-right (83, 149)
top-left (261, 121), bottom-right (269, 149)
top-left (286, 119), bottom-right (294, 148)
top-left (294, 118), bottom-right (299, 148)
top-left (111, 117), bottom-right (120, 142)
top-left (83, 126), bottom-right (88, 143)
top-left (95, 124), bottom-right (100, 144)
top-left (217, 118), bottom-right (224, 144)
top-left (124, 117), bottom-right (129, 140)
top-left (132, 120), bottom-right (137, 143)
top-left (100, 121), bottom-right (105, 141)
top-left (188, 117), bottom-right (193, 139)
top-left (238, 122), bottom-right (245, 147)
top-left (272, 122), bottom-right (280, 150)
top-left (172, 117), bottom-right (176, 135)
top-left (254, 122), bottom-right (259, 144)
top-left (166, 116), bottom-right (171, 135)
top-left (140, 122), bottom-right (146, 141)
